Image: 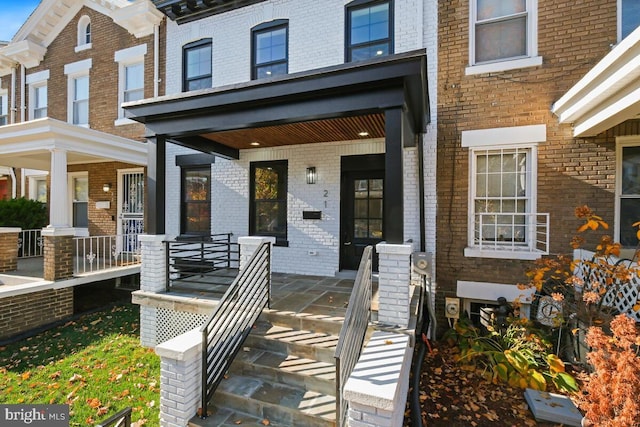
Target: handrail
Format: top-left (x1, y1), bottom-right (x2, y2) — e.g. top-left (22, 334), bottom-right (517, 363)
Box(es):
top-left (97, 407), bottom-right (132, 427)
top-left (166, 233), bottom-right (240, 292)
top-left (17, 229), bottom-right (44, 258)
top-left (334, 245), bottom-right (373, 427)
top-left (199, 241), bottom-right (271, 418)
top-left (74, 234), bottom-right (141, 274)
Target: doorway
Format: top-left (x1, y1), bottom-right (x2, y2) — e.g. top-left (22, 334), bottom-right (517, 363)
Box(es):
top-left (340, 154), bottom-right (385, 271)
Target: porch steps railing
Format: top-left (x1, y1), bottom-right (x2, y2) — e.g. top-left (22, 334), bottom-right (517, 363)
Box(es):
top-left (190, 248), bottom-right (374, 427)
top-left (74, 234), bottom-right (141, 275)
top-left (334, 245), bottom-right (373, 427)
top-left (166, 233), bottom-right (240, 293)
top-left (198, 241), bottom-right (271, 419)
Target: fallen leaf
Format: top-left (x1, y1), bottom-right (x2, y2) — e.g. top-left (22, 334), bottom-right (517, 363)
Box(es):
top-left (261, 419), bottom-right (270, 426)
top-left (385, 340), bottom-right (393, 345)
top-left (21, 371), bottom-right (31, 380)
top-left (69, 373), bottom-right (83, 383)
top-left (87, 398), bottom-right (101, 409)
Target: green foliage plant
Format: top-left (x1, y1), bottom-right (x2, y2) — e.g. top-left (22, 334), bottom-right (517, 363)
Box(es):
top-left (0, 197), bottom-right (47, 229)
top-left (445, 316), bottom-right (579, 394)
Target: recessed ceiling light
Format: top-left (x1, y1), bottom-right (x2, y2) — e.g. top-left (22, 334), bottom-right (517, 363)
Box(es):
top-left (358, 131), bottom-right (369, 137)
top-left (376, 50), bottom-right (383, 56)
top-left (250, 141), bottom-right (260, 146)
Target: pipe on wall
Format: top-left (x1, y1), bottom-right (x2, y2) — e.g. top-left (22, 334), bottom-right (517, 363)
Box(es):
top-left (10, 66), bottom-right (16, 123)
top-left (20, 64), bottom-right (25, 122)
top-left (154, 24), bottom-right (159, 97)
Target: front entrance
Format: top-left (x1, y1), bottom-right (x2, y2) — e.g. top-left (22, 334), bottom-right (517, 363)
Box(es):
top-left (340, 154), bottom-right (385, 271)
top-left (117, 169), bottom-right (144, 253)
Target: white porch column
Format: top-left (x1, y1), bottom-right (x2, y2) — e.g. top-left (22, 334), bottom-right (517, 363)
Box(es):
top-left (238, 236), bottom-right (275, 271)
top-left (376, 243), bottom-right (413, 328)
top-left (48, 148), bottom-right (70, 228)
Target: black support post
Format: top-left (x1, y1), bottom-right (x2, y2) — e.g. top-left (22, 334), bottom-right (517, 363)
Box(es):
top-left (384, 107), bottom-right (404, 244)
top-left (146, 135), bottom-right (166, 235)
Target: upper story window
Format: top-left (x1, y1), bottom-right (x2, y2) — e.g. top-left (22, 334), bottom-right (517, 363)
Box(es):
top-left (115, 44), bottom-right (147, 125)
top-left (76, 15), bottom-right (92, 52)
top-left (467, 0), bottom-right (542, 75)
top-left (462, 125), bottom-right (548, 259)
top-left (346, 0), bottom-right (393, 62)
top-left (620, 0), bottom-right (640, 41)
top-left (64, 59), bottom-right (92, 126)
top-left (27, 70), bottom-right (49, 120)
top-left (252, 20), bottom-right (288, 80)
top-left (0, 93), bottom-right (7, 126)
top-left (250, 160), bottom-right (288, 245)
top-left (183, 39), bottom-right (212, 92)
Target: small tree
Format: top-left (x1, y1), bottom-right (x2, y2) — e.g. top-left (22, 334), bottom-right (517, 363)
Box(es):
top-left (0, 197), bottom-right (47, 229)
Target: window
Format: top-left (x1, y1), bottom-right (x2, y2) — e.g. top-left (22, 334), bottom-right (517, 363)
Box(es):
top-left (76, 16), bottom-right (92, 52)
top-left (33, 85), bottom-right (47, 119)
top-left (71, 175), bottom-right (88, 228)
top-left (346, 0), bottom-right (393, 62)
top-left (72, 76), bottom-right (89, 125)
top-left (0, 94), bottom-right (7, 126)
top-left (250, 160), bottom-right (288, 244)
top-left (29, 176), bottom-right (47, 204)
top-left (617, 143), bottom-right (640, 246)
top-left (183, 39), bottom-right (212, 92)
top-left (620, 0), bottom-right (640, 41)
top-left (462, 125), bottom-right (547, 259)
top-left (115, 44), bottom-right (147, 124)
top-left (467, 0), bottom-right (541, 75)
top-left (181, 167), bottom-right (211, 236)
top-left (252, 20), bottom-right (288, 79)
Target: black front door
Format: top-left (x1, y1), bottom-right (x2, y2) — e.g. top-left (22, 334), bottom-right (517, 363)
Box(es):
top-left (340, 170), bottom-right (384, 271)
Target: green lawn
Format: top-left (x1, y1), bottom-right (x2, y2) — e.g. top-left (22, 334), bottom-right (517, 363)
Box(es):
top-left (0, 303), bottom-right (160, 426)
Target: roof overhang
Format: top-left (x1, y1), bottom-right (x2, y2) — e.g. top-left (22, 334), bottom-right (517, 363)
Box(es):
top-left (0, 118), bottom-right (147, 170)
top-left (152, 0), bottom-right (267, 24)
top-left (552, 26), bottom-right (640, 137)
top-left (124, 49), bottom-right (430, 157)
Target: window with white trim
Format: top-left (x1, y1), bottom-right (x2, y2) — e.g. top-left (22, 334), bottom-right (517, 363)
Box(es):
top-left (616, 141), bottom-right (640, 246)
top-left (620, 0), bottom-right (640, 41)
top-left (463, 125), bottom-right (547, 259)
top-left (115, 44), bottom-right (147, 124)
top-left (76, 15), bottom-right (92, 52)
top-left (65, 59), bottom-right (92, 127)
top-left (70, 173), bottom-right (88, 229)
top-left (27, 70), bottom-right (49, 120)
top-left (467, 0), bottom-right (541, 75)
top-left (29, 176), bottom-right (48, 204)
top-left (0, 92), bottom-right (7, 126)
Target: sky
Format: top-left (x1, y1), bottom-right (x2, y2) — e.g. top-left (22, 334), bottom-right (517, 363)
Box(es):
top-left (0, 0), bottom-right (41, 42)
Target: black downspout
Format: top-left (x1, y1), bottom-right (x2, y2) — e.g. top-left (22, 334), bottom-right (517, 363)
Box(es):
top-left (417, 133), bottom-right (426, 252)
top-left (411, 275), bottom-right (431, 427)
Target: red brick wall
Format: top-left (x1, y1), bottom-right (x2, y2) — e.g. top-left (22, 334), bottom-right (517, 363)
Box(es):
top-left (0, 289), bottom-right (73, 340)
top-left (436, 1), bottom-right (632, 308)
top-left (0, 231), bottom-right (18, 272)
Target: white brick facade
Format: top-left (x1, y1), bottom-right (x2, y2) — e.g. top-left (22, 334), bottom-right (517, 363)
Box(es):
top-left (161, 0), bottom-right (439, 278)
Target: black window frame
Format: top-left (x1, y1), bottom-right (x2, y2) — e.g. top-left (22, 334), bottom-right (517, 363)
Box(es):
top-left (250, 160), bottom-right (288, 246)
top-left (182, 38), bottom-right (213, 92)
top-left (180, 165), bottom-right (212, 237)
top-left (251, 19), bottom-right (289, 80)
top-left (345, 0), bottom-right (394, 63)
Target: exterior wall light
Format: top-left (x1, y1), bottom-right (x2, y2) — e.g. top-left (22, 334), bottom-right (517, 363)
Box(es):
top-left (103, 183), bottom-right (111, 193)
top-left (306, 167), bottom-right (316, 184)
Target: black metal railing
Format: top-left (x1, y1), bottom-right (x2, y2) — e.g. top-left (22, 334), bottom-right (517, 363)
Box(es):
top-left (97, 407), bottom-right (131, 427)
top-left (199, 241), bottom-right (271, 418)
top-left (334, 245), bottom-right (373, 427)
top-left (166, 233), bottom-right (240, 292)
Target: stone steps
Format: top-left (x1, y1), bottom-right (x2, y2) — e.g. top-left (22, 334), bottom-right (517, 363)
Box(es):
top-left (189, 314), bottom-right (340, 427)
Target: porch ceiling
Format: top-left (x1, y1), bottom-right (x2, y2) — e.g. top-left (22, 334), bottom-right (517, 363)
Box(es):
top-left (0, 118), bottom-right (147, 170)
top-left (552, 26), bottom-right (640, 137)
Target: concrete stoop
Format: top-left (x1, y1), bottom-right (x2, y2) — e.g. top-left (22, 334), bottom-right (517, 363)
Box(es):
top-left (189, 312), bottom-right (344, 427)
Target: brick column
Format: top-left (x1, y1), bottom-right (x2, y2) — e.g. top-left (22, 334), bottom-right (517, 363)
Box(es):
top-left (238, 236), bottom-right (275, 271)
top-left (138, 234), bottom-right (167, 348)
top-left (375, 243), bottom-right (413, 328)
top-left (155, 329), bottom-right (202, 427)
top-left (0, 227), bottom-right (20, 272)
top-left (42, 227), bottom-right (75, 281)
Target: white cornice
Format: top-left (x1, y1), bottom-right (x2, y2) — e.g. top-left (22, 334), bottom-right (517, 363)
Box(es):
top-left (2, 40), bottom-right (47, 68)
top-left (552, 26), bottom-right (640, 137)
top-left (113, 1), bottom-right (164, 38)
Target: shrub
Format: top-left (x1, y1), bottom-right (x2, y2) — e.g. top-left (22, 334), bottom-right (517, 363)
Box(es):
top-left (0, 197), bottom-right (47, 229)
top-left (581, 314), bottom-right (640, 426)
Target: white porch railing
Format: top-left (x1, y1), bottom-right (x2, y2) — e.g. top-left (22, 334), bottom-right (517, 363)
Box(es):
top-left (574, 249), bottom-right (640, 322)
top-left (74, 234), bottom-right (141, 274)
top-left (474, 212), bottom-right (549, 254)
top-left (18, 229), bottom-right (44, 258)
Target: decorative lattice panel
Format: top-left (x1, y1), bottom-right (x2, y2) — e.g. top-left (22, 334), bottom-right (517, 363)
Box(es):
top-left (156, 308), bottom-right (208, 345)
top-left (574, 250), bottom-right (640, 322)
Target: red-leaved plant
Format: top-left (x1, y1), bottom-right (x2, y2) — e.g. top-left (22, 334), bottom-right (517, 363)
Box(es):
top-left (581, 314), bottom-right (640, 426)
